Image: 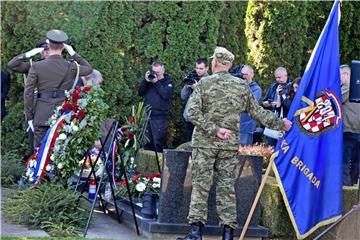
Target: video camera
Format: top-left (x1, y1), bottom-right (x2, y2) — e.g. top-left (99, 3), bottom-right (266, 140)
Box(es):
top-left (183, 70), bottom-right (200, 85)
top-left (229, 64), bottom-right (245, 79)
top-left (148, 70), bottom-right (157, 81)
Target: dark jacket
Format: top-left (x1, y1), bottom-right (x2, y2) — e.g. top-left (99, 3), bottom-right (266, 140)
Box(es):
top-left (8, 53), bottom-right (32, 74)
top-left (138, 74), bottom-right (174, 118)
top-left (24, 53), bottom-right (92, 125)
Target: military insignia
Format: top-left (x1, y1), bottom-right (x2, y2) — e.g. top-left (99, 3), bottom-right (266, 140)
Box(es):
top-left (294, 90), bottom-right (342, 136)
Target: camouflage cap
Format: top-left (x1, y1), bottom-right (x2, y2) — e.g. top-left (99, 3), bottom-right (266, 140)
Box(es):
top-left (209, 46), bottom-right (234, 65)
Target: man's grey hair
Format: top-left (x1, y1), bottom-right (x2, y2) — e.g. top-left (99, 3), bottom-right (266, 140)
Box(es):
top-left (243, 65), bottom-right (254, 74)
top-left (275, 67), bottom-right (287, 74)
top-left (84, 69), bottom-right (103, 85)
top-left (340, 64), bottom-right (351, 73)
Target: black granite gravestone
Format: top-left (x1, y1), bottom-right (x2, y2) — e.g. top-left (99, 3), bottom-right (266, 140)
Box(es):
top-left (158, 149), bottom-right (263, 226)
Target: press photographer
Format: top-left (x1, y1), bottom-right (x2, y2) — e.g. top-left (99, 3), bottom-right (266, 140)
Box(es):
top-left (138, 61), bottom-right (174, 152)
top-left (180, 58), bottom-right (209, 141)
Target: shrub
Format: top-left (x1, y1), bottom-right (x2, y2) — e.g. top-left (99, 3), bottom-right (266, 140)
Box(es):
top-left (3, 183), bottom-right (88, 237)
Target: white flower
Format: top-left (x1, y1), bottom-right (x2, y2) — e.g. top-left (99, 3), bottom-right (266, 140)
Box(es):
top-left (46, 165), bottom-right (52, 172)
top-left (57, 162), bottom-right (63, 169)
top-left (152, 183), bottom-right (160, 189)
top-left (51, 114), bottom-right (58, 120)
top-left (153, 177), bottom-right (161, 184)
top-left (130, 157), bottom-right (135, 164)
top-left (54, 145), bottom-right (61, 151)
top-left (72, 125), bottom-right (79, 132)
top-left (135, 182), bottom-right (146, 192)
top-left (56, 106), bottom-right (62, 111)
top-left (58, 133), bottom-right (67, 140)
top-left (50, 155), bottom-right (55, 161)
top-left (29, 159), bottom-right (36, 168)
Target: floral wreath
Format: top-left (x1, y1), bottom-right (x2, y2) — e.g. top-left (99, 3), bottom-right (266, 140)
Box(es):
top-left (22, 83), bottom-right (108, 185)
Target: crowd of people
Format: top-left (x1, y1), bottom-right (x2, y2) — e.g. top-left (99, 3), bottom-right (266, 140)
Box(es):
top-left (3, 29), bottom-right (359, 240)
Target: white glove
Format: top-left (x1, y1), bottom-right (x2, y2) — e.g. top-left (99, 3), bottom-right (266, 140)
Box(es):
top-left (63, 44), bottom-right (75, 56)
top-left (27, 120), bottom-right (34, 132)
top-left (25, 48), bottom-right (44, 58)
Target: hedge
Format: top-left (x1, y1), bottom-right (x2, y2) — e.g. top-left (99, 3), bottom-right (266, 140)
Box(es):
top-left (1, 1), bottom-right (359, 175)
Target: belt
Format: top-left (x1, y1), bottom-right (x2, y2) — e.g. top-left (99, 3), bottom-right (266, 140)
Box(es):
top-left (37, 91), bottom-right (66, 99)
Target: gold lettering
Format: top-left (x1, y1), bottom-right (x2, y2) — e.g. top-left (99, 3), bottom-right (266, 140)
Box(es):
top-left (307, 173), bottom-right (313, 181)
top-left (311, 176), bottom-right (317, 183)
top-left (291, 157), bottom-right (299, 164)
top-left (281, 139), bottom-right (288, 147)
top-left (290, 156), bottom-right (321, 189)
top-left (282, 146), bottom-right (289, 154)
top-left (296, 160), bottom-right (303, 169)
top-left (301, 164), bottom-right (307, 172)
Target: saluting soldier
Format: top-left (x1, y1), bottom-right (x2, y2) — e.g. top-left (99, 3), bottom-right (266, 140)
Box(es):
top-left (8, 39), bottom-right (50, 151)
top-left (8, 39), bottom-right (50, 75)
top-left (24, 29), bottom-right (93, 148)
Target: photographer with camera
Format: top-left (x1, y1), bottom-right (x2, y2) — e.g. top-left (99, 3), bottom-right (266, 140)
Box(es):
top-left (262, 67), bottom-right (292, 146)
top-left (181, 58), bottom-right (209, 141)
top-left (138, 61), bottom-right (174, 152)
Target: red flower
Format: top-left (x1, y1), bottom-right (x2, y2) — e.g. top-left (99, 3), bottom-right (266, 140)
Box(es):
top-left (147, 172), bottom-right (161, 180)
top-left (127, 132), bottom-right (134, 140)
top-left (71, 114), bottom-right (76, 120)
top-left (83, 85), bottom-right (91, 93)
top-left (132, 174), bottom-right (141, 183)
top-left (72, 103), bottom-right (78, 112)
top-left (121, 179), bottom-right (126, 186)
top-left (62, 103), bottom-right (72, 111)
top-left (77, 110), bottom-right (86, 120)
top-left (120, 127), bottom-right (127, 133)
top-left (130, 116), bottom-right (137, 124)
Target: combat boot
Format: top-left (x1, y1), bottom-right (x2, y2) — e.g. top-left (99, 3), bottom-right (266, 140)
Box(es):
top-left (176, 222), bottom-right (202, 240)
top-left (222, 225), bottom-right (234, 240)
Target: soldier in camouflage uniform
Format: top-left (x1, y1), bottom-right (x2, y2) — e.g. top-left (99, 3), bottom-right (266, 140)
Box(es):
top-left (177, 47), bottom-right (292, 240)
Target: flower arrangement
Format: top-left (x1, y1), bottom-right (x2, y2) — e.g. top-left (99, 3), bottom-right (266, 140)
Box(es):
top-left (23, 83), bottom-right (108, 184)
top-left (116, 102), bottom-right (150, 171)
top-left (119, 172), bottom-right (161, 198)
top-left (238, 143), bottom-right (274, 168)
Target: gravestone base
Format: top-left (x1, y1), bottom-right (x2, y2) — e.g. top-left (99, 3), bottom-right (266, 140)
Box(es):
top-left (112, 149), bottom-right (269, 238)
top-left (113, 200), bottom-right (269, 238)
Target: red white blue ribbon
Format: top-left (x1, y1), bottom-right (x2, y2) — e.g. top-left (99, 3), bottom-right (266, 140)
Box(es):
top-left (31, 113), bottom-right (69, 184)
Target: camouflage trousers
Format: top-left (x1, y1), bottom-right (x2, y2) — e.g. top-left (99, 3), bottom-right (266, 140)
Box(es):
top-left (188, 147), bottom-right (238, 229)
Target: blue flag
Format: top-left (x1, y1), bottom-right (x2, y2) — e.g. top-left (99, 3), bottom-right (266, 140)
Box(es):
top-left (272, 1), bottom-right (342, 239)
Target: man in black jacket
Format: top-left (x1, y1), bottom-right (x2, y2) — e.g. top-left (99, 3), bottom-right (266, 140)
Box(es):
top-left (138, 61), bottom-right (174, 152)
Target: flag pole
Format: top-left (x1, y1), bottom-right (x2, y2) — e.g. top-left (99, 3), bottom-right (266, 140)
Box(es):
top-left (239, 154), bottom-right (275, 240)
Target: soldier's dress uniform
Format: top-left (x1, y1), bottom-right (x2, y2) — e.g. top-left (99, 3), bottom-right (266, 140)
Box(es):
top-left (8, 40), bottom-right (49, 151)
top-left (186, 47), bottom-right (284, 230)
top-left (24, 30), bottom-right (92, 147)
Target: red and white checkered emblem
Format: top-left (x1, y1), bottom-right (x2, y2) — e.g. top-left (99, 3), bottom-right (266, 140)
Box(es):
top-left (296, 90), bottom-right (342, 136)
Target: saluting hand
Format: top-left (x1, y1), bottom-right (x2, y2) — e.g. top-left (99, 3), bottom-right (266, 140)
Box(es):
top-left (217, 128), bottom-right (232, 140)
top-left (63, 44), bottom-right (75, 56)
top-left (25, 48), bottom-right (44, 58)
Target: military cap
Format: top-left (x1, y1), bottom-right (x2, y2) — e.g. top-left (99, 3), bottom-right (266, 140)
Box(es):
top-left (46, 29), bottom-right (68, 44)
top-left (209, 46), bottom-right (235, 65)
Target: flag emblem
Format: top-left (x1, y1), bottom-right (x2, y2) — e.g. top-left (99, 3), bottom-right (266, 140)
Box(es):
top-left (295, 90), bottom-right (342, 136)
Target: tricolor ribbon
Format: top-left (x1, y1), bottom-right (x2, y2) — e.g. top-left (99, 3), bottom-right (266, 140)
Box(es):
top-left (30, 113), bottom-right (69, 184)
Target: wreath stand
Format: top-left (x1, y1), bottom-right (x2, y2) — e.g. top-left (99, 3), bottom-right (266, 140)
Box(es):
top-left (74, 109), bottom-right (161, 237)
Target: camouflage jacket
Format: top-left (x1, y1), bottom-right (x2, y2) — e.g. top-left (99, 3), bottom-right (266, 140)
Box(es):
top-left (188, 71), bottom-right (284, 150)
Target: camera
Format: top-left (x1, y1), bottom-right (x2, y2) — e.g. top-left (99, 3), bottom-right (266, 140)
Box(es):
top-left (229, 64), bottom-right (245, 79)
top-left (183, 70), bottom-right (200, 85)
top-left (148, 70), bottom-right (157, 81)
